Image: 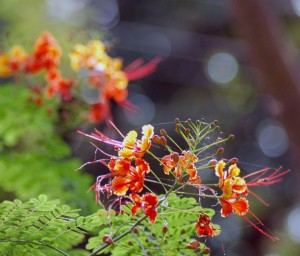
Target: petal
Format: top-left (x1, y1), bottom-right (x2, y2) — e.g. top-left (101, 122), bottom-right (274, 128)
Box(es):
top-left (228, 164), bottom-right (240, 177)
top-left (215, 160), bottom-right (225, 178)
top-left (112, 177), bottom-right (129, 195)
top-left (232, 198), bottom-right (249, 216)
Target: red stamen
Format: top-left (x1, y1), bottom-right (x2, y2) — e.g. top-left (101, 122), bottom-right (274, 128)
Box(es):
top-left (248, 190), bottom-right (269, 207)
top-left (125, 57), bottom-right (161, 81)
top-left (242, 215), bottom-right (279, 242)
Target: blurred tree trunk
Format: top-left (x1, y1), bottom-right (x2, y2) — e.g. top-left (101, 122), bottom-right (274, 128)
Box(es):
top-left (229, 0), bottom-right (300, 172)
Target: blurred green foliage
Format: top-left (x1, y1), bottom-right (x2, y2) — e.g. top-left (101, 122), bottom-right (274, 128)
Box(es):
top-left (0, 83), bottom-right (97, 214)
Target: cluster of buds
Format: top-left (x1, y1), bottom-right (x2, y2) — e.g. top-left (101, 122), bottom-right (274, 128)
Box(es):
top-left (78, 119), bottom-right (289, 252)
top-left (0, 31), bottom-right (160, 123)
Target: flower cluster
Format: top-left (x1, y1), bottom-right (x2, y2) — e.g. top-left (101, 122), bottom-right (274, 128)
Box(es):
top-left (0, 32), bottom-right (73, 104)
top-left (79, 119), bottom-right (289, 252)
top-left (78, 124), bottom-right (158, 222)
top-left (0, 31), bottom-right (159, 123)
top-left (69, 40), bottom-right (160, 123)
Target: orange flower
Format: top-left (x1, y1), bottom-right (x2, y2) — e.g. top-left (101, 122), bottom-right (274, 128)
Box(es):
top-left (214, 161), bottom-right (289, 242)
top-left (33, 31), bottom-right (62, 71)
top-left (0, 53), bottom-right (12, 77)
top-left (195, 211), bottom-right (219, 237)
top-left (118, 124), bottom-right (154, 159)
top-left (214, 161), bottom-right (248, 198)
top-left (161, 150), bottom-right (200, 183)
top-left (219, 197), bottom-right (249, 217)
top-left (131, 192), bottom-right (158, 223)
top-left (89, 102), bottom-right (110, 123)
top-left (109, 158), bottom-right (150, 195)
top-left (70, 40), bottom-right (160, 123)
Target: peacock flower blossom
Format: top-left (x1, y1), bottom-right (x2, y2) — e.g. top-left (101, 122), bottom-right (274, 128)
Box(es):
top-left (219, 197), bottom-right (249, 217)
top-left (118, 124), bottom-right (154, 159)
top-left (161, 150), bottom-right (200, 183)
top-left (195, 211), bottom-right (219, 237)
top-left (215, 160), bottom-right (248, 198)
top-left (7, 46), bottom-right (29, 72)
top-left (109, 157), bottom-right (150, 195)
top-left (131, 192), bottom-right (158, 223)
top-left (214, 160), bottom-right (289, 242)
top-left (0, 53), bottom-right (12, 77)
top-left (69, 40), bottom-right (160, 123)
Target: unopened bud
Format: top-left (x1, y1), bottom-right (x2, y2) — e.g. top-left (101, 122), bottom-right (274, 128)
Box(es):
top-left (175, 124), bottom-right (181, 133)
top-left (160, 129), bottom-right (167, 136)
top-left (208, 159), bottom-right (218, 169)
top-left (216, 148), bottom-right (224, 155)
top-left (228, 134), bottom-right (235, 140)
top-left (162, 226), bottom-right (168, 233)
top-left (171, 152), bottom-right (180, 163)
top-left (160, 136), bottom-right (167, 145)
top-left (184, 128), bottom-right (190, 135)
top-left (153, 135), bottom-right (162, 144)
top-left (102, 235), bottom-right (113, 245)
top-left (202, 247), bottom-right (211, 254)
top-left (186, 240), bottom-right (200, 249)
top-left (175, 118), bottom-right (180, 124)
top-left (228, 157), bottom-right (239, 165)
top-left (132, 227), bottom-right (139, 234)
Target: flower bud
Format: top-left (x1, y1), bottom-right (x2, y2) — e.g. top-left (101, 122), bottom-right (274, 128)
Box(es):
top-left (160, 129), bottom-right (167, 136)
top-left (228, 134), bottom-right (235, 140)
top-left (216, 148), bottom-right (224, 155)
top-left (186, 240), bottom-right (200, 249)
top-left (228, 157), bottom-right (239, 165)
top-left (159, 136), bottom-right (167, 145)
top-left (202, 247), bottom-right (211, 254)
top-left (132, 227), bottom-right (139, 234)
top-left (175, 124), bottom-right (181, 133)
top-left (171, 152), bottom-right (180, 163)
top-left (152, 135), bottom-right (161, 144)
top-left (102, 235), bottom-right (113, 245)
top-left (175, 118), bottom-right (180, 124)
top-left (184, 128), bottom-right (190, 135)
top-left (181, 229), bottom-right (187, 234)
top-left (162, 225), bottom-right (168, 233)
top-left (208, 159), bottom-right (218, 169)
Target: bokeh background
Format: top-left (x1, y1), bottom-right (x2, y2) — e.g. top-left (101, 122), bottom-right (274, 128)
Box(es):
top-left (1, 0), bottom-right (300, 255)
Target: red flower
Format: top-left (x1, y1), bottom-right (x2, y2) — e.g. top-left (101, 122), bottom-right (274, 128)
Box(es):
top-left (219, 197), bottom-right (249, 217)
top-left (161, 150), bottom-right (200, 183)
top-left (195, 211), bottom-right (219, 237)
top-left (131, 192), bottom-right (158, 223)
top-left (77, 124), bottom-right (154, 160)
top-left (109, 158), bottom-right (150, 195)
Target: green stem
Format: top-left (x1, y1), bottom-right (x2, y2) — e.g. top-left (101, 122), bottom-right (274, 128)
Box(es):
top-left (88, 215), bottom-right (148, 256)
top-left (88, 178), bottom-right (180, 256)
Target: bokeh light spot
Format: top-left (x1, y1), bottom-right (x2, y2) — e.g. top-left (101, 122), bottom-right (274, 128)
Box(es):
top-left (124, 94), bottom-right (155, 126)
top-left (256, 119), bottom-right (289, 158)
top-left (291, 0), bottom-right (300, 16)
top-left (206, 52), bottom-right (238, 84)
top-left (91, 0), bottom-right (119, 28)
top-left (286, 205), bottom-right (300, 243)
top-left (46, 0), bottom-right (88, 24)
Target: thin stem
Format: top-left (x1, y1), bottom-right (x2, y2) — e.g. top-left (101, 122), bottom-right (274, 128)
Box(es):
top-left (88, 215), bottom-right (148, 256)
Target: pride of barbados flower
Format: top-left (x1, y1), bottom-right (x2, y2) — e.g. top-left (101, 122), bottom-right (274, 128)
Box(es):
top-left (69, 40), bottom-right (160, 123)
top-left (0, 32), bottom-right (159, 124)
top-left (78, 119), bottom-right (289, 253)
top-left (214, 159), bottom-right (290, 242)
